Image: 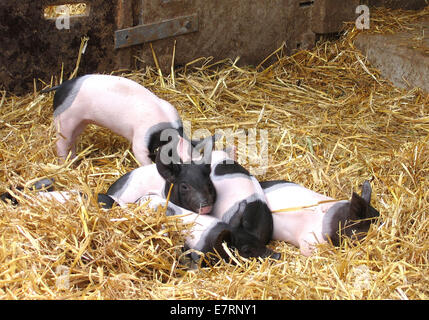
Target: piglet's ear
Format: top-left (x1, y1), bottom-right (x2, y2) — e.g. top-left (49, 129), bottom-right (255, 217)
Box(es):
top-left (360, 180), bottom-right (372, 204)
top-left (177, 136), bottom-right (193, 163)
top-left (97, 193), bottom-right (116, 209)
top-left (155, 148), bottom-right (181, 184)
top-left (349, 192), bottom-right (369, 220)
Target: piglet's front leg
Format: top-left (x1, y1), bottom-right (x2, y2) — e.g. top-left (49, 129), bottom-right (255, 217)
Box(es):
top-left (55, 118), bottom-right (87, 161)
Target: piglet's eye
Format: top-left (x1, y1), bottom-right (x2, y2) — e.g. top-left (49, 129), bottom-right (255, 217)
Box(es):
top-left (180, 183), bottom-right (190, 192)
top-left (241, 245), bottom-right (251, 255)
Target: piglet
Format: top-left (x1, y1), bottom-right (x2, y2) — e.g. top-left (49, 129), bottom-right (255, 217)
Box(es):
top-left (261, 180), bottom-right (380, 256)
top-left (41, 74), bottom-right (189, 165)
top-left (134, 194), bottom-right (278, 262)
top-left (105, 142), bottom-right (216, 215)
top-left (0, 178), bottom-right (79, 206)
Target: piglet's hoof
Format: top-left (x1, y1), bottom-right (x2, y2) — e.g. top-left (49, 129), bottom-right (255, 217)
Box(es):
top-left (0, 191), bottom-right (19, 206)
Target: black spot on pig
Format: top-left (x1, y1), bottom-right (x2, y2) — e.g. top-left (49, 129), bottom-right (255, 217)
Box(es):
top-left (106, 171), bottom-right (133, 196)
top-left (147, 125), bottom-right (184, 163)
top-left (31, 178), bottom-right (54, 191)
top-left (214, 161), bottom-right (250, 176)
top-left (259, 180), bottom-right (294, 189)
top-left (41, 77), bottom-right (82, 114)
top-left (229, 200), bottom-right (274, 248)
top-left (192, 218), bottom-right (280, 266)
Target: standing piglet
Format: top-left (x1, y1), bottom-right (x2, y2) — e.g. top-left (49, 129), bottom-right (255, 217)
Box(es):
top-left (209, 150), bottom-right (275, 256)
top-left (261, 180), bottom-right (380, 256)
top-left (42, 74), bottom-right (187, 165)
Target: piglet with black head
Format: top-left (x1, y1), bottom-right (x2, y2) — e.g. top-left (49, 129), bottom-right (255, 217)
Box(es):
top-left (323, 181), bottom-right (380, 247)
top-left (41, 74), bottom-right (188, 165)
top-left (261, 180), bottom-right (380, 256)
top-left (220, 200), bottom-right (280, 260)
top-left (155, 148), bottom-right (215, 215)
top-left (105, 138), bottom-right (216, 215)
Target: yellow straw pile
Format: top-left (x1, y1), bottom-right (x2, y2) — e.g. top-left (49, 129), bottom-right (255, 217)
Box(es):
top-left (0, 6), bottom-right (428, 299)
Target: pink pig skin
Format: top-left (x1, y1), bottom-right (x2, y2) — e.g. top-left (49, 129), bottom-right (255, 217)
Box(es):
top-left (108, 164), bottom-right (165, 205)
top-left (52, 74), bottom-right (182, 165)
top-left (264, 183), bottom-right (341, 256)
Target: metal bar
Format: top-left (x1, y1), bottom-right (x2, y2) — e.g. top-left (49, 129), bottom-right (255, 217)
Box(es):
top-left (114, 13), bottom-right (198, 49)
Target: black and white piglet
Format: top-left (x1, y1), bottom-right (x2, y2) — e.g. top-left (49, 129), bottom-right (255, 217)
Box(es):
top-left (105, 141), bottom-right (216, 215)
top-left (0, 142), bottom-right (215, 216)
top-left (41, 74), bottom-right (190, 165)
top-left (118, 194), bottom-right (278, 262)
top-left (261, 180), bottom-right (380, 256)
top-left (0, 178), bottom-right (75, 205)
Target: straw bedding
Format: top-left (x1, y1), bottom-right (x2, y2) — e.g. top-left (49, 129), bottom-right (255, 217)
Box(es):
top-left (0, 7), bottom-right (428, 299)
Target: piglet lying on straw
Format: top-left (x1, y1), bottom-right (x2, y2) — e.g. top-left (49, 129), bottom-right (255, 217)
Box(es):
top-left (261, 180), bottom-right (380, 256)
top-left (136, 194), bottom-right (279, 263)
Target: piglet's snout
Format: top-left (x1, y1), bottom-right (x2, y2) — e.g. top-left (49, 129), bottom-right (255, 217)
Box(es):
top-left (264, 248), bottom-right (281, 260)
top-left (196, 192), bottom-right (214, 215)
top-left (198, 205), bottom-right (213, 215)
